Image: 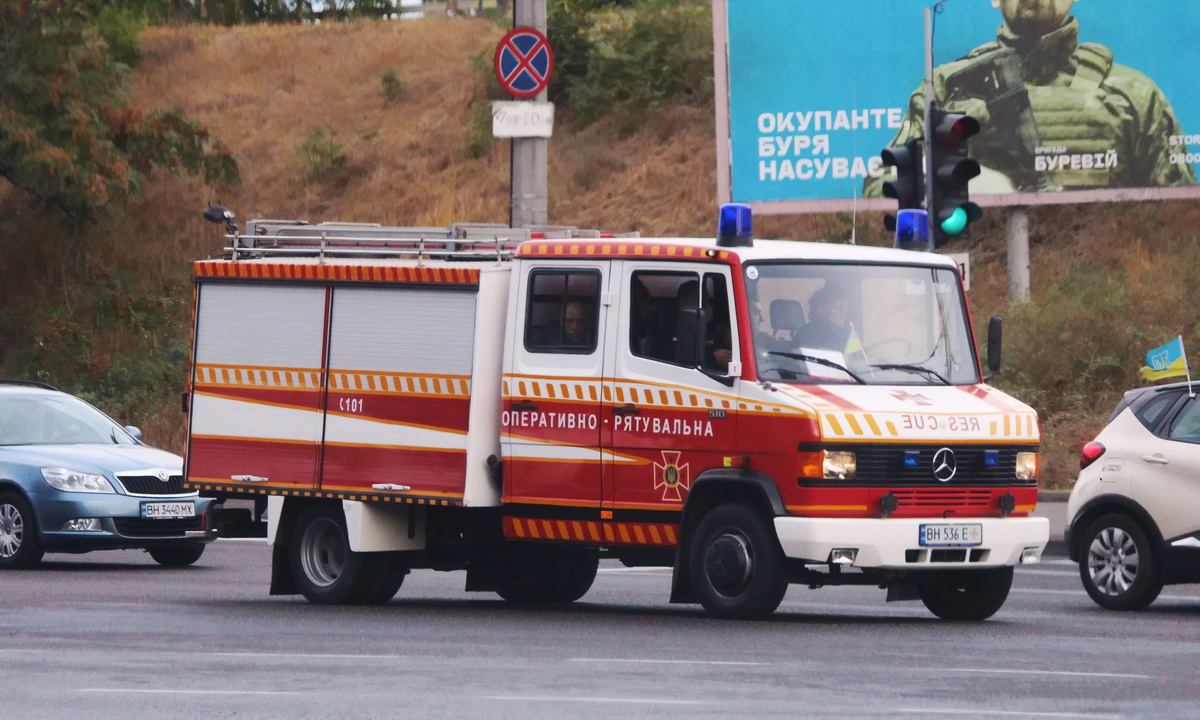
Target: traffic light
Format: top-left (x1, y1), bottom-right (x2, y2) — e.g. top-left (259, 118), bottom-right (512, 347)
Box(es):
top-left (880, 140), bottom-right (923, 232)
top-left (928, 109), bottom-right (982, 247)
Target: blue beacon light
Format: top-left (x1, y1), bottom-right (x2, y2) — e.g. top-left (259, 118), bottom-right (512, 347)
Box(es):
top-left (893, 208), bottom-right (930, 252)
top-left (717, 203), bottom-right (754, 247)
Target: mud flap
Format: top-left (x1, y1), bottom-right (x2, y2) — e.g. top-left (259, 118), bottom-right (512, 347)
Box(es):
top-left (886, 580), bottom-right (920, 602)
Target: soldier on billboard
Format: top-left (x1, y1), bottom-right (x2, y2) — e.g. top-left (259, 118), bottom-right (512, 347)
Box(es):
top-left (864, 0), bottom-right (1196, 196)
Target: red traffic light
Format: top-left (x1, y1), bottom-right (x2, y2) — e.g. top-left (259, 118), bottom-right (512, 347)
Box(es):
top-left (932, 113), bottom-right (980, 149)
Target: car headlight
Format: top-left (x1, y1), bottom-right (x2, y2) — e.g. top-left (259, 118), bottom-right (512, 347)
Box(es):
top-left (41, 467), bottom-right (116, 494)
top-left (1015, 451), bottom-right (1038, 481)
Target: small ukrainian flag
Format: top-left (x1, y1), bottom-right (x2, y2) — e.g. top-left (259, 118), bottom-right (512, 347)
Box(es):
top-left (844, 324), bottom-right (872, 374)
top-left (1139, 336), bottom-right (1190, 382)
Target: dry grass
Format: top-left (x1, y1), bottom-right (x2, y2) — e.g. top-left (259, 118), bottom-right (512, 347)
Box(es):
top-left (2, 19), bottom-right (1198, 488)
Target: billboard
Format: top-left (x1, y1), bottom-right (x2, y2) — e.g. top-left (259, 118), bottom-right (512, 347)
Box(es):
top-left (714, 0), bottom-right (1200, 213)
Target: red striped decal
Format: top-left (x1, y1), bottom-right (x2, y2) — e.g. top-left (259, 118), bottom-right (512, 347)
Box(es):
top-left (803, 386), bottom-right (862, 411)
top-left (193, 262), bottom-right (482, 284)
top-left (957, 385), bottom-right (1020, 413)
top-left (501, 517), bottom-right (679, 547)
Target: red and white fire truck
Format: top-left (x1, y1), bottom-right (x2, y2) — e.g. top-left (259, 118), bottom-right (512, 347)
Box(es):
top-left (185, 205), bottom-right (1048, 620)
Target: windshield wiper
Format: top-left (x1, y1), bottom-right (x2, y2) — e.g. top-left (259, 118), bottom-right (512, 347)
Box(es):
top-left (767, 351), bottom-right (866, 384)
top-left (872, 363), bottom-right (951, 385)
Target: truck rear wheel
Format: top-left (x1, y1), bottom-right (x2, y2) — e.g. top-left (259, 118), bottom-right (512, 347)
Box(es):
top-left (355, 553), bottom-right (409, 605)
top-left (688, 503), bottom-right (788, 620)
top-left (494, 545), bottom-right (599, 603)
top-left (916, 567), bottom-right (1013, 620)
top-left (290, 503), bottom-right (386, 605)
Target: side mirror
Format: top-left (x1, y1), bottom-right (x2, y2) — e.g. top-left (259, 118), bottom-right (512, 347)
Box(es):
top-left (986, 315), bottom-right (1002, 379)
top-left (124, 425), bottom-right (144, 443)
top-left (674, 308), bottom-right (705, 367)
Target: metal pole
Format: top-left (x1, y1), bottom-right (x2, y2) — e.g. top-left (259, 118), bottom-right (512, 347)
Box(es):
top-left (921, 6), bottom-right (934, 252)
top-left (510, 0), bottom-right (548, 229)
top-left (1007, 207), bottom-right (1030, 301)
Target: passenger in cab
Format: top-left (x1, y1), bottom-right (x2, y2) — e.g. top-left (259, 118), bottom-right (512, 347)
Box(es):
top-left (796, 284), bottom-right (851, 352)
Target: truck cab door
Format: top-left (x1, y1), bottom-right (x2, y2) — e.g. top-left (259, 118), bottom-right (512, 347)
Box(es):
top-left (601, 265), bottom-right (741, 546)
top-left (502, 262), bottom-right (610, 533)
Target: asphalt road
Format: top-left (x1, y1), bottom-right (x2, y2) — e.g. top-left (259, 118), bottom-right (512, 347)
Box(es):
top-left (3, 541), bottom-right (1199, 720)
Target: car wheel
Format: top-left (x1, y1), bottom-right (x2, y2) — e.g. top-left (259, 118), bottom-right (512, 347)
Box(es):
top-left (288, 503), bottom-right (381, 605)
top-left (0, 492), bottom-right (44, 569)
top-left (915, 567), bottom-right (1013, 621)
top-left (148, 543), bottom-right (206, 567)
top-left (688, 503), bottom-right (788, 620)
top-left (1079, 513), bottom-right (1163, 611)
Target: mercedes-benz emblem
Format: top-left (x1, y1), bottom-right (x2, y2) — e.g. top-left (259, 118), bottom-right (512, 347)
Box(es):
top-left (931, 448), bottom-right (957, 482)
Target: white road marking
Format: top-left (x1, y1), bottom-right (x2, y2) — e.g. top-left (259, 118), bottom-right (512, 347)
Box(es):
top-left (1010, 588), bottom-right (1200, 601)
top-left (897, 709), bottom-right (1119, 719)
top-left (209, 652), bottom-right (401, 659)
top-left (570, 658), bottom-right (764, 666)
top-left (1010, 588), bottom-right (1090, 596)
top-left (942, 668), bottom-right (1151, 679)
top-left (480, 695), bottom-right (706, 705)
top-left (80, 689), bottom-right (296, 696)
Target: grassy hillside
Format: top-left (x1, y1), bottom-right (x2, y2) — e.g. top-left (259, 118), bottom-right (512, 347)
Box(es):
top-left (2, 17), bottom-right (1198, 488)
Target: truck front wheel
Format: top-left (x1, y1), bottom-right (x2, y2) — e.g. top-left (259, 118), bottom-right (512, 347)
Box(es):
top-left (290, 503), bottom-right (386, 605)
top-left (916, 567), bottom-right (1013, 620)
top-left (688, 503), bottom-right (788, 620)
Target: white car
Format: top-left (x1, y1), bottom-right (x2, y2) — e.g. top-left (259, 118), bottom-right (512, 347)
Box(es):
top-left (1066, 382), bottom-right (1200, 610)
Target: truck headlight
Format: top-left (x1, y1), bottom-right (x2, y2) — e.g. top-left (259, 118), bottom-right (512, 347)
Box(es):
top-left (824, 450), bottom-right (857, 480)
top-left (1015, 452), bottom-right (1038, 481)
top-left (41, 467), bottom-right (116, 494)
top-left (797, 450), bottom-right (857, 480)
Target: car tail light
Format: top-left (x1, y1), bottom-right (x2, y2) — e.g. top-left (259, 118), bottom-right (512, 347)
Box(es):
top-left (1080, 441), bottom-right (1105, 470)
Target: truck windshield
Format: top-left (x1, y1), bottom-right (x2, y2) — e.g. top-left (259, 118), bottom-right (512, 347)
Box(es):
top-left (744, 262), bottom-right (978, 386)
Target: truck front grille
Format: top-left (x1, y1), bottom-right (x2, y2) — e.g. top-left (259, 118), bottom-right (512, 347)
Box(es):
top-left (848, 445), bottom-right (1037, 485)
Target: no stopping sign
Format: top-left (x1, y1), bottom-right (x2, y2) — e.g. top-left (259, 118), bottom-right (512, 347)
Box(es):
top-left (495, 27), bottom-right (554, 99)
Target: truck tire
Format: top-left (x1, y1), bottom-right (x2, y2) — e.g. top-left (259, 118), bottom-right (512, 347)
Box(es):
top-left (0, 492), bottom-right (44, 569)
top-left (353, 553), bottom-right (409, 605)
top-left (289, 503), bottom-right (381, 605)
top-left (1078, 513), bottom-right (1163, 611)
top-left (688, 503), bottom-right (788, 620)
top-left (148, 543), bottom-right (206, 567)
top-left (494, 545), bottom-right (599, 603)
top-left (552, 549), bottom-right (599, 603)
top-left (916, 567), bottom-right (1013, 620)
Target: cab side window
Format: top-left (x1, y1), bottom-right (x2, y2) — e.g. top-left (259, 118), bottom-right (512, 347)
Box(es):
top-left (524, 270), bottom-right (600, 354)
top-left (1166, 396), bottom-right (1200, 443)
top-left (628, 270), bottom-right (732, 372)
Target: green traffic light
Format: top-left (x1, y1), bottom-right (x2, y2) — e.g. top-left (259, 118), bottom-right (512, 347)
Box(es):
top-left (939, 202), bottom-right (982, 236)
top-left (940, 207), bottom-right (968, 235)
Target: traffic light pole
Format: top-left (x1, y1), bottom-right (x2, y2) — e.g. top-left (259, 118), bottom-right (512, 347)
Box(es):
top-left (924, 5), bottom-right (1030, 300)
top-left (922, 6), bottom-right (935, 243)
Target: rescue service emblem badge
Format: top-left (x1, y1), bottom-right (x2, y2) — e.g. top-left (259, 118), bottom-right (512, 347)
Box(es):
top-left (653, 450), bottom-right (690, 502)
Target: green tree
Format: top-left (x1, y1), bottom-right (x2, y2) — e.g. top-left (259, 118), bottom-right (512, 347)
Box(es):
top-left (0, 0), bottom-right (240, 231)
